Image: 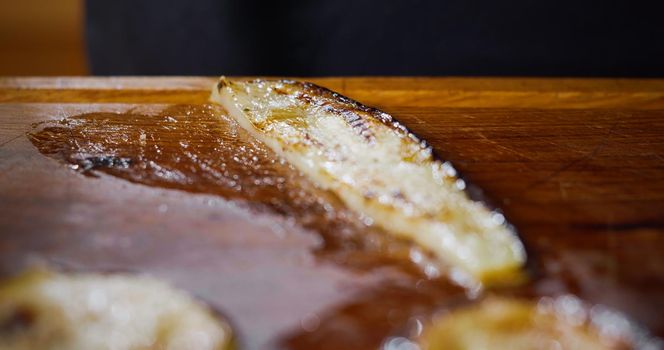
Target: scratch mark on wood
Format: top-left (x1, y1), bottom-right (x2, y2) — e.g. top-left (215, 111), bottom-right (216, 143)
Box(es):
top-left (475, 132), bottom-right (534, 161)
top-left (518, 121), bottom-right (623, 195)
top-left (0, 134), bottom-right (22, 149)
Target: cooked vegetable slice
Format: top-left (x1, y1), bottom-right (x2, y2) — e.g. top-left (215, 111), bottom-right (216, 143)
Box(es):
top-left (211, 77), bottom-right (526, 285)
top-left (0, 269), bottom-right (233, 350)
top-left (420, 296), bottom-right (649, 350)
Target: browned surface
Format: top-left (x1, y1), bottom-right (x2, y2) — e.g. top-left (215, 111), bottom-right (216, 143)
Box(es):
top-left (1, 77), bottom-right (663, 349)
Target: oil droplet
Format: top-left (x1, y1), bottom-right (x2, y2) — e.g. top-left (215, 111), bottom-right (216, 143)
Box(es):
top-left (491, 212), bottom-right (506, 226)
top-left (300, 313), bottom-right (320, 332)
top-left (382, 337), bottom-right (420, 350)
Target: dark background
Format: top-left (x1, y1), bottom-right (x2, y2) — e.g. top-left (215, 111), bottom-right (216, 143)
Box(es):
top-left (86, 0), bottom-right (664, 77)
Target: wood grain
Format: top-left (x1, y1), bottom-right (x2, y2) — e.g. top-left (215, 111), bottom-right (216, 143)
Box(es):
top-left (0, 77), bottom-right (663, 349)
top-left (2, 76), bottom-right (664, 109)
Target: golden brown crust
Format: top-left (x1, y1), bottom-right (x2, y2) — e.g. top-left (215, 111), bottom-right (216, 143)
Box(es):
top-left (212, 77), bottom-right (527, 286)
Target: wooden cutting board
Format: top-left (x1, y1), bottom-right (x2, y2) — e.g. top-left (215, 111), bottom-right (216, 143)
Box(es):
top-left (1, 77), bottom-right (663, 349)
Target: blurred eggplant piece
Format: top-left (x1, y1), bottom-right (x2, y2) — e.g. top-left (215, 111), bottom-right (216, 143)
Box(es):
top-left (0, 269), bottom-right (234, 350)
top-left (211, 77), bottom-right (526, 286)
top-left (419, 296), bottom-right (660, 350)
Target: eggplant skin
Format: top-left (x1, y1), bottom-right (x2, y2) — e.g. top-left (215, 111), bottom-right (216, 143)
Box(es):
top-left (212, 77), bottom-right (526, 287)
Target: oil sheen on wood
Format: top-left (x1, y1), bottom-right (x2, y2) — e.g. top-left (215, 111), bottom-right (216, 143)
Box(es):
top-left (0, 77), bottom-right (663, 349)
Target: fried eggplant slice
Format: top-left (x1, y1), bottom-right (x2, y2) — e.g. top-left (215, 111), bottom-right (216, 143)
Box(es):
top-left (419, 296), bottom-right (657, 350)
top-left (211, 77), bottom-right (526, 285)
top-left (0, 269), bottom-right (234, 350)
